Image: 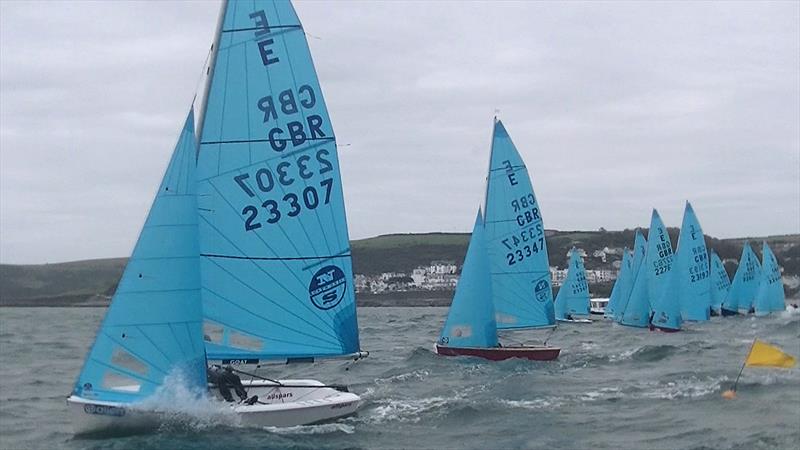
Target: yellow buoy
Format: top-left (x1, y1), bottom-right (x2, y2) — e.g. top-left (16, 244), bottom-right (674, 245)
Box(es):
top-left (721, 390), bottom-right (737, 400)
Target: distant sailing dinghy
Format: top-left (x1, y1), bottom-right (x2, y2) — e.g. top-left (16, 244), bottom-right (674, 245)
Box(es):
top-left (721, 242), bottom-right (761, 316)
top-left (620, 209), bottom-right (675, 329)
top-left (753, 242), bottom-right (786, 316)
top-left (436, 119), bottom-right (560, 361)
top-left (554, 248), bottom-right (592, 323)
top-left (709, 250), bottom-right (731, 316)
top-left (604, 247), bottom-right (631, 320)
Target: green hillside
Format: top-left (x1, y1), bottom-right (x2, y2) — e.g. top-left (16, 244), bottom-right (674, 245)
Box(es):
top-left (1, 231), bottom-right (798, 306)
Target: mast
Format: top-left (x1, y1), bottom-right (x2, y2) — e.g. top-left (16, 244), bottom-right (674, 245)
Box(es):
top-left (195, 0), bottom-right (228, 146)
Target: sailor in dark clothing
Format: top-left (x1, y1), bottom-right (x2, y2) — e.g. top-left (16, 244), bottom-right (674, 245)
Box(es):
top-left (207, 365), bottom-right (248, 402)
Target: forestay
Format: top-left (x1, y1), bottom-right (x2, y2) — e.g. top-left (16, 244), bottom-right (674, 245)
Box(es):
top-left (554, 248), bottom-right (590, 320)
top-left (722, 243), bottom-right (761, 315)
top-left (753, 242), bottom-right (785, 316)
top-left (483, 119), bottom-right (555, 329)
top-left (196, 0), bottom-right (360, 362)
top-left (72, 112), bottom-right (206, 403)
top-left (438, 210), bottom-right (498, 348)
top-left (709, 250), bottom-right (730, 314)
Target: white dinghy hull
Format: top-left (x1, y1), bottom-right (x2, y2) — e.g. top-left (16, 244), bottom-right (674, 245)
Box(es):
top-left (67, 379), bottom-right (360, 435)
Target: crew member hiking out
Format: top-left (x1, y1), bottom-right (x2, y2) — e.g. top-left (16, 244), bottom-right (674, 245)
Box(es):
top-left (207, 365), bottom-right (248, 402)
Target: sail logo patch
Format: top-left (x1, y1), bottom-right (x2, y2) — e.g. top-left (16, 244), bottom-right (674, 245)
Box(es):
top-left (534, 280), bottom-right (550, 302)
top-left (309, 265), bottom-right (346, 310)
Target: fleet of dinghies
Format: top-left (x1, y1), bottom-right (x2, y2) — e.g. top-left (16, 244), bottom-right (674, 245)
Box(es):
top-left (607, 203), bottom-right (787, 332)
top-left (67, 0), bottom-right (791, 436)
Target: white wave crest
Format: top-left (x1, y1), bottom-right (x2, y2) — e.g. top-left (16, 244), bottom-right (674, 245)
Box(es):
top-left (263, 423), bottom-right (355, 435)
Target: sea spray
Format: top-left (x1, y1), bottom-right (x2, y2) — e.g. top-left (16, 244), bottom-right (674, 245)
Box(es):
top-left (135, 369), bottom-right (240, 431)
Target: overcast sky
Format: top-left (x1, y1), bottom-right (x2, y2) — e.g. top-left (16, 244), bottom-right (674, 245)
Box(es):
top-left (1, 1), bottom-right (798, 265)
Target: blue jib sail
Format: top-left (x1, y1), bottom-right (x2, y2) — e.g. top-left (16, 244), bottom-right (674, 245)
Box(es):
top-left (438, 210), bottom-right (498, 348)
top-left (554, 248), bottom-right (590, 320)
top-left (722, 242), bottom-right (761, 315)
top-left (675, 202), bottom-right (711, 322)
top-left (196, 0), bottom-right (360, 361)
top-left (753, 242), bottom-right (785, 316)
top-left (709, 250), bottom-right (730, 314)
top-left (604, 247), bottom-right (632, 320)
top-left (72, 111), bottom-right (206, 403)
top-left (484, 119), bottom-right (555, 329)
top-left (617, 230), bottom-right (647, 325)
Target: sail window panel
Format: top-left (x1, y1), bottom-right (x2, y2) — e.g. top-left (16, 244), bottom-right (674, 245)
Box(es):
top-left (111, 348), bottom-right (149, 377)
top-left (203, 321), bottom-right (224, 344)
top-left (229, 331), bottom-right (264, 352)
top-left (102, 371), bottom-right (142, 393)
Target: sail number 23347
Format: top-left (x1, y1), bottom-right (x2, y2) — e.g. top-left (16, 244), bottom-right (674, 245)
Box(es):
top-left (233, 149), bottom-right (335, 231)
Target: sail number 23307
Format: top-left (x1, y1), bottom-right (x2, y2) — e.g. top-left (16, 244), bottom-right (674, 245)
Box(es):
top-left (233, 149), bottom-right (335, 231)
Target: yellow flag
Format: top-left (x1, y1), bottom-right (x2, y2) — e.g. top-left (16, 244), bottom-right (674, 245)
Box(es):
top-left (745, 339), bottom-right (797, 368)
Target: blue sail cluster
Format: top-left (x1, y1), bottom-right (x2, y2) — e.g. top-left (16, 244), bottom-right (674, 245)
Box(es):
top-left (610, 201), bottom-right (786, 332)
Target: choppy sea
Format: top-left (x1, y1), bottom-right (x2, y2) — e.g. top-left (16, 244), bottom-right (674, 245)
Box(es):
top-left (0, 306), bottom-right (798, 449)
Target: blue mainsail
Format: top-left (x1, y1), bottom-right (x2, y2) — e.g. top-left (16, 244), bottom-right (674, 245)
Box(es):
top-left (484, 119), bottom-right (555, 329)
top-left (753, 242), bottom-right (785, 316)
top-left (196, 0), bottom-right (360, 361)
top-left (554, 248), bottom-right (590, 320)
top-left (722, 243), bottom-right (761, 315)
top-left (675, 202), bottom-right (711, 322)
top-left (72, 111), bottom-right (206, 403)
top-left (618, 230), bottom-right (650, 327)
top-left (709, 250), bottom-right (730, 314)
top-left (604, 247), bottom-right (632, 320)
top-left (438, 210), bottom-right (497, 348)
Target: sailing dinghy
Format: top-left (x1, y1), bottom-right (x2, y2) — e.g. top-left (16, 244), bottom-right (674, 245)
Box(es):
top-left (68, 0), bottom-right (364, 434)
top-left (753, 242), bottom-right (786, 316)
top-left (709, 250), bottom-right (730, 316)
top-left (620, 209), bottom-right (676, 329)
top-left (436, 119), bottom-right (560, 361)
top-left (721, 242), bottom-right (761, 315)
top-left (604, 247), bottom-right (631, 320)
top-left (554, 248), bottom-right (592, 323)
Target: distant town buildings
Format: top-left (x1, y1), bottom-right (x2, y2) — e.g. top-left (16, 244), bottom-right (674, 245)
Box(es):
top-left (356, 249), bottom-right (623, 294)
